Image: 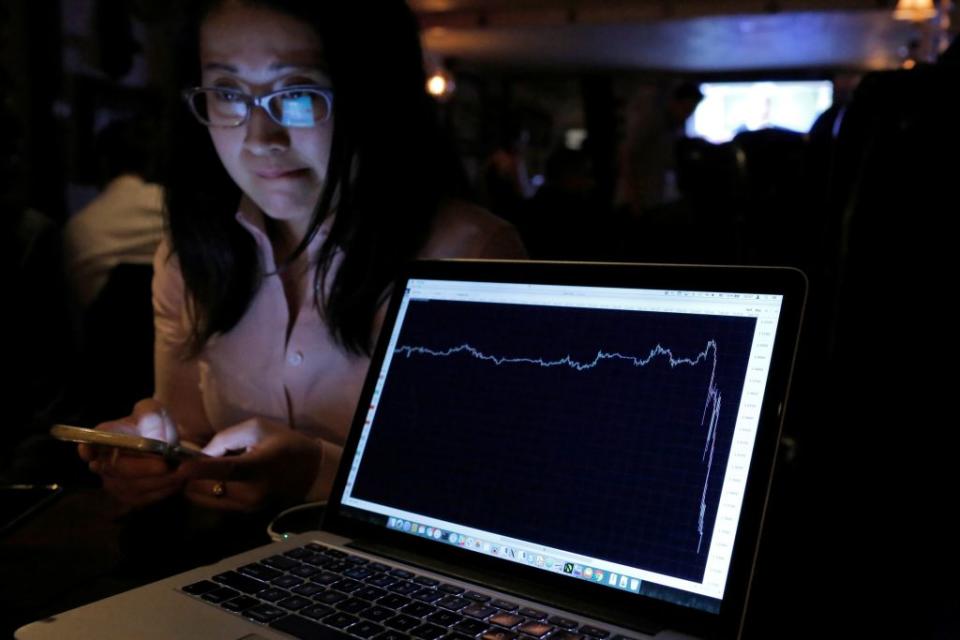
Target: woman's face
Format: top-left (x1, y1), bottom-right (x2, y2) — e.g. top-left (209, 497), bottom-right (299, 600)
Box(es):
top-left (199, 4), bottom-right (331, 238)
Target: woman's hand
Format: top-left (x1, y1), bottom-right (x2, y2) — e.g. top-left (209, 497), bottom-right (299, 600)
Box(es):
top-left (178, 417), bottom-right (322, 511)
top-left (78, 398), bottom-right (186, 511)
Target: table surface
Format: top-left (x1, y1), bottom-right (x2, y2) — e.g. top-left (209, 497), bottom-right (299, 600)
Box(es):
top-left (0, 488), bottom-right (275, 636)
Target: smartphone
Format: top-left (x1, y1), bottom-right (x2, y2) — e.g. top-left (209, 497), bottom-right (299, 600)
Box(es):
top-left (0, 484), bottom-right (63, 535)
top-left (49, 424), bottom-right (207, 460)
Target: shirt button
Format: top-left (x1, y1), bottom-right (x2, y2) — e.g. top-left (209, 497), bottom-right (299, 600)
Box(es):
top-left (288, 351), bottom-right (304, 366)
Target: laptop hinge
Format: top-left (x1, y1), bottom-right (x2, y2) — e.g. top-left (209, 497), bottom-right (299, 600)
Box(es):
top-left (347, 539), bottom-right (662, 637)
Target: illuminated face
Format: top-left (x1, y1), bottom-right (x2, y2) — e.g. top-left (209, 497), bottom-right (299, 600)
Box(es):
top-left (199, 4), bottom-right (332, 240)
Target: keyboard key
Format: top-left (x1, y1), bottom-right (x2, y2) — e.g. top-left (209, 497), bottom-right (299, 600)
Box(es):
top-left (550, 632), bottom-right (585, 640)
top-left (490, 600), bottom-right (517, 612)
top-left (425, 610), bottom-right (462, 627)
top-left (369, 562), bottom-right (392, 572)
top-left (350, 621), bottom-right (386, 638)
top-left (221, 595), bottom-right (259, 612)
top-left (355, 586), bottom-right (388, 602)
top-left (292, 582), bottom-right (326, 597)
top-left (438, 584), bottom-right (465, 595)
top-left (579, 626), bottom-right (611, 638)
top-left (278, 595), bottom-right (314, 611)
top-left (263, 555), bottom-right (300, 571)
top-left (436, 596), bottom-right (470, 611)
top-left (324, 548), bottom-right (349, 559)
top-left (442, 634), bottom-right (474, 640)
top-left (258, 588), bottom-right (291, 603)
top-left (313, 572), bottom-right (343, 586)
top-left (273, 575), bottom-right (305, 589)
top-left (333, 578), bottom-right (364, 593)
top-left (385, 614), bottom-right (421, 632)
top-left (488, 613), bottom-right (523, 628)
top-left (325, 612), bottom-right (362, 629)
top-left (284, 546), bottom-right (313, 560)
top-left (400, 602), bottom-right (437, 618)
top-left (480, 629), bottom-right (517, 640)
top-left (389, 569), bottom-right (414, 579)
top-left (411, 588), bottom-right (444, 603)
top-left (303, 554), bottom-right (334, 568)
top-left (373, 631), bottom-right (413, 640)
top-left (289, 564), bottom-right (321, 579)
top-left (346, 566), bottom-right (376, 580)
top-left (463, 592), bottom-right (491, 603)
top-left (462, 604), bottom-right (497, 619)
top-left (340, 598), bottom-right (376, 615)
top-left (368, 574), bottom-right (399, 589)
top-left (452, 619), bottom-right (488, 636)
top-left (306, 543), bottom-right (329, 552)
top-left (182, 580), bottom-right (217, 595)
top-left (246, 603), bottom-right (286, 623)
top-left (328, 561), bottom-right (352, 573)
top-left (238, 563), bottom-right (282, 582)
top-left (413, 576), bottom-right (440, 588)
top-left (214, 571), bottom-right (268, 595)
top-left (390, 581), bottom-right (419, 596)
top-left (361, 605), bottom-right (397, 623)
top-left (548, 616), bottom-right (579, 630)
top-left (201, 587), bottom-right (239, 603)
top-left (518, 608), bottom-right (547, 620)
top-left (346, 555), bottom-right (371, 565)
top-left (410, 623), bottom-right (447, 640)
top-left (517, 622), bottom-right (553, 638)
top-left (301, 603), bottom-right (335, 620)
top-left (378, 593), bottom-right (411, 609)
top-left (316, 590), bottom-right (350, 605)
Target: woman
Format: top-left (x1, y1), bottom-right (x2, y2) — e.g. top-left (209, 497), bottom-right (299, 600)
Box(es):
top-left (80, 0), bottom-right (525, 512)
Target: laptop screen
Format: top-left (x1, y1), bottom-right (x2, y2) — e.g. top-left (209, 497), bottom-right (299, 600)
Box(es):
top-left (339, 277), bottom-right (784, 614)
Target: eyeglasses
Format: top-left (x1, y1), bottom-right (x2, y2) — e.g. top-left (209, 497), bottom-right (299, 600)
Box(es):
top-left (182, 86), bottom-right (333, 128)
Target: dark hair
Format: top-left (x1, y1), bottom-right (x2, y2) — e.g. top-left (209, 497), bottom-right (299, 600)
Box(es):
top-left (164, 0), bottom-right (458, 356)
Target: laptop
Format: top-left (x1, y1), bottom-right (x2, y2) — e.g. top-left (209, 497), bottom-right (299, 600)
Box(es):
top-left (18, 260), bottom-right (806, 640)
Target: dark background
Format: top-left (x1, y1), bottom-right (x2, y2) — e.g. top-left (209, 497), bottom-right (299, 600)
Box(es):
top-left (2, 2), bottom-right (957, 638)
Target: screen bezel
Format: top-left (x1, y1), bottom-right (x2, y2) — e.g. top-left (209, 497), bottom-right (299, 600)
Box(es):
top-left (323, 260), bottom-right (806, 639)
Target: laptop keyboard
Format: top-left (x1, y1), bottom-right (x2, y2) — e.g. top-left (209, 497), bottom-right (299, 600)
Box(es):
top-left (182, 542), bottom-right (639, 640)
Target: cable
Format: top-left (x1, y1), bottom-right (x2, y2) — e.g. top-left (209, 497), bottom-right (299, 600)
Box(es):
top-left (266, 501), bottom-right (327, 542)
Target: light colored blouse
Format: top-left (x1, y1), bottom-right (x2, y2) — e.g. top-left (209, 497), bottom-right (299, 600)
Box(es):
top-left (152, 199), bottom-right (526, 498)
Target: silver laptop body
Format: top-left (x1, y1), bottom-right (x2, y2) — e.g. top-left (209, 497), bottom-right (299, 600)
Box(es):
top-left (18, 261), bottom-right (806, 640)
